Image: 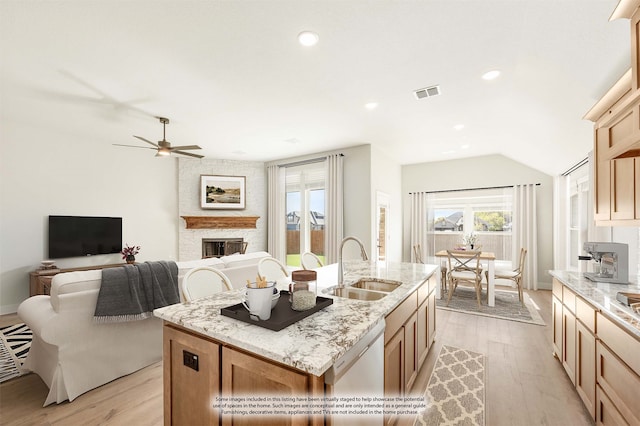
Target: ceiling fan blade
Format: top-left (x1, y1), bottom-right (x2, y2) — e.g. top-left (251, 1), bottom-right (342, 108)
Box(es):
top-left (133, 135), bottom-right (159, 148)
top-left (173, 150), bottom-right (204, 159)
top-left (113, 144), bottom-right (157, 150)
top-left (169, 145), bottom-right (202, 151)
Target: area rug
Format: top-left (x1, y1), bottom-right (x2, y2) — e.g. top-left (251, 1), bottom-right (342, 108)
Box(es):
top-left (436, 286), bottom-right (545, 326)
top-left (415, 345), bottom-right (485, 426)
top-left (0, 323), bottom-right (31, 383)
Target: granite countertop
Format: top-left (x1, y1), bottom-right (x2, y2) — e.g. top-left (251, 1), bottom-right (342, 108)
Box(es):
top-left (154, 261), bottom-right (438, 376)
top-left (549, 270), bottom-right (640, 339)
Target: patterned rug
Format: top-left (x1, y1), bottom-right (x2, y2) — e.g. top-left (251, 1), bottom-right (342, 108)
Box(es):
top-left (0, 323), bottom-right (31, 383)
top-left (436, 286), bottom-right (545, 326)
top-left (415, 345), bottom-right (485, 426)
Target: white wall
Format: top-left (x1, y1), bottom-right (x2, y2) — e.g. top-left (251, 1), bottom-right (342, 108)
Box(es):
top-left (0, 116), bottom-right (179, 314)
top-left (178, 158), bottom-right (267, 259)
top-left (401, 154), bottom-right (554, 288)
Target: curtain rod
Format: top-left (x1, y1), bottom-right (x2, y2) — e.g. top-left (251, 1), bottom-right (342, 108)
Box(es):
top-left (409, 182), bottom-right (540, 195)
top-left (561, 157), bottom-right (588, 176)
top-left (277, 153), bottom-right (343, 169)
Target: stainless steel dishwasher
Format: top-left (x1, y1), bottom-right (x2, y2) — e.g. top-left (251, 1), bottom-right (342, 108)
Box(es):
top-left (324, 320), bottom-right (385, 425)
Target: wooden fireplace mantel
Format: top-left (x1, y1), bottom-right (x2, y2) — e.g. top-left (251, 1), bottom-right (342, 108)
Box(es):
top-left (181, 216), bottom-right (259, 229)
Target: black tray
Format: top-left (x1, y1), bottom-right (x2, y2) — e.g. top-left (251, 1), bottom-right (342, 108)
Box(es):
top-left (220, 290), bottom-right (333, 331)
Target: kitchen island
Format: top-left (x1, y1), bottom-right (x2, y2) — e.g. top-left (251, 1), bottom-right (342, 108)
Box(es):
top-left (154, 261), bottom-right (438, 426)
top-left (549, 271), bottom-right (640, 424)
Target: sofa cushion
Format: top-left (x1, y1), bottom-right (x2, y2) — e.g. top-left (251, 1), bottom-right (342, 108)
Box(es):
top-left (50, 270), bottom-right (102, 298)
top-left (176, 257), bottom-right (225, 272)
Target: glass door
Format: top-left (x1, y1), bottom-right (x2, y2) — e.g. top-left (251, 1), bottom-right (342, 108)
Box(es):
top-left (285, 162), bottom-right (326, 267)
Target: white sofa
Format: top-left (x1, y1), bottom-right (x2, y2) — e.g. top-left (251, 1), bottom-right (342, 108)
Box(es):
top-left (176, 251), bottom-right (272, 299)
top-left (17, 269), bottom-right (163, 406)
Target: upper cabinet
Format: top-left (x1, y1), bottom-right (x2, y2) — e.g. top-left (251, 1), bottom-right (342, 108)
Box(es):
top-left (585, 0), bottom-right (640, 226)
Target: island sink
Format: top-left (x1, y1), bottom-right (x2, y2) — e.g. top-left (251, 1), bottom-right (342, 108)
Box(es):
top-left (322, 285), bottom-right (388, 301)
top-left (350, 278), bottom-right (402, 292)
top-left (322, 278), bottom-right (402, 301)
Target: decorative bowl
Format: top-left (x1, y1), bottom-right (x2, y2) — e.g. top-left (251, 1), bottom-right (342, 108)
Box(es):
top-left (271, 291), bottom-right (280, 309)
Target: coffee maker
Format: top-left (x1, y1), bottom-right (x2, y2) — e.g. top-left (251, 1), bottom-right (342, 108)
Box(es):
top-left (582, 242), bottom-right (629, 284)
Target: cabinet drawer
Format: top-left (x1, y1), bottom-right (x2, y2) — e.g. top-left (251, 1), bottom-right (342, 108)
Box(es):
top-left (563, 286), bottom-right (576, 314)
top-left (596, 384), bottom-right (628, 426)
top-left (597, 313), bottom-right (640, 376)
top-left (576, 296), bottom-right (596, 333)
top-left (417, 279), bottom-right (429, 306)
top-left (552, 278), bottom-right (563, 300)
top-left (596, 341), bottom-right (640, 425)
top-left (385, 291), bottom-right (417, 344)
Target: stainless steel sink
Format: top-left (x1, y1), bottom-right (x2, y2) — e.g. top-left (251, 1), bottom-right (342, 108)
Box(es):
top-left (350, 278), bottom-right (402, 293)
top-left (322, 285), bottom-right (388, 301)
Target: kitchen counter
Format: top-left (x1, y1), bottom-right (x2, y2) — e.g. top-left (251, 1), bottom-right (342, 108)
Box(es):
top-left (549, 270), bottom-right (640, 339)
top-left (154, 260), bottom-right (438, 376)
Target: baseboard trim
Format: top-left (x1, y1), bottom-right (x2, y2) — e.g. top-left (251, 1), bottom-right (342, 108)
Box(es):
top-left (0, 304), bottom-right (20, 315)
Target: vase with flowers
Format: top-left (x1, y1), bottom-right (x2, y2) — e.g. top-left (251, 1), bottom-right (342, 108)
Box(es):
top-left (462, 232), bottom-right (479, 250)
top-left (121, 244), bottom-right (140, 264)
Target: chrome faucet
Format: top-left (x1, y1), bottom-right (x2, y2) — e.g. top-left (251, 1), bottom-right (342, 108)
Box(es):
top-left (338, 236), bottom-right (369, 286)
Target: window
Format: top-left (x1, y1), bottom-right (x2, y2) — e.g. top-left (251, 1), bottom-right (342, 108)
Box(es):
top-left (426, 188), bottom-right (513, 263)
top-left (567, 164), bottom-right (589, 270)
top-left (285, 162), bottom-right (326, 267)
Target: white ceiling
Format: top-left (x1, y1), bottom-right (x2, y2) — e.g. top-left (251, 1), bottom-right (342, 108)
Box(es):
top-left (1, 0), bottom-right (631, 175)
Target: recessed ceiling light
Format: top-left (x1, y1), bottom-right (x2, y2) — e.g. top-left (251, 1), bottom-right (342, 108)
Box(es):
top-left (442, 150), bottom-right (456, 155)
top-left (461, 144), bottom-right (470, 149)
top-left (365, 102), bottom-right (378, 110)
top-left (482, 70), bottom-right (501, 80)
top-left (453, 124), bottom-right (465, 131)
top-left (298, 31), bottom-right (319, 47)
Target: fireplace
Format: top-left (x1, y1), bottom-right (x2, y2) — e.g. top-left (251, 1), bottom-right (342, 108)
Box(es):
top-left (202, 238), bottom-right (245, 258)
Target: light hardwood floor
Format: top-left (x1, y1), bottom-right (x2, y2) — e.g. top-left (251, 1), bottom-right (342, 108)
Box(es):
top-left (0, 290), bottom-right (593, 426)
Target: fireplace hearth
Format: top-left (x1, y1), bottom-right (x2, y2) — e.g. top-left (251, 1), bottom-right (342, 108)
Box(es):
top-left (202, 238), bottom-right (246, 258)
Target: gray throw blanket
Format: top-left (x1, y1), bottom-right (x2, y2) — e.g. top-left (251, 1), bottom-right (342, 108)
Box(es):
top-left (94, 261), bottom-right (180, 323)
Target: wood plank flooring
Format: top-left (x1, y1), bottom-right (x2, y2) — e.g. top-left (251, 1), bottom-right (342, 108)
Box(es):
top-left (0, 290), bottom-right (593, 425)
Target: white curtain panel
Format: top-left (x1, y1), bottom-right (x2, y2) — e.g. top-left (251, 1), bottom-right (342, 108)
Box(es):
top-left (325, 154), bottom-right (344, 264)
top-left (409, 192), bottom-right (428, 263)
top-left (267, 165), bottom-right (286, 262)
top-left (513, 184), bottom-right (538, 290)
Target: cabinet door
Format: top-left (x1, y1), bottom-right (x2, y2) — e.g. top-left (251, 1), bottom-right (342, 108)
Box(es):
top-left (596, 341), bottom-right (640, 425)
top-left (562, 307), bottom-right (576, 385)
top-left (636, 158), bottom-right (640, 219)
top-left (384, 328), bottom-right (404, 426)
top-left (595, 127), bottom-right (612, 221)
top-left (163, 325), bottom-right (220, 426)
top-left (552, 296), bottom-right (563, 359)
top-left (417, 300), bottom-right (428, 369)
top-left (427, 290), bottom-right (436, 351)
top-left (221, 346), bottom-right (311, 426)
top-left (576, 320), bottom-right (596, 420)
top-left (611, 157), bottom-right (635, 220)
top-left (404, 312), bottom-right (418, 392)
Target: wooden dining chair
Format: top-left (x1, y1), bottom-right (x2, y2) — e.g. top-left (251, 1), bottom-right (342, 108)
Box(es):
top-left (301, 252), bottom-right (323, 270)
top-left (446, 250), bottom-right (483, 307)
top-left (487, 248), bottom-right (527, 305)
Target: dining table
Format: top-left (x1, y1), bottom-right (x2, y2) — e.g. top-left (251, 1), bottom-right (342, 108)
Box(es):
top-left (434, 249), bottom-right (496, 307)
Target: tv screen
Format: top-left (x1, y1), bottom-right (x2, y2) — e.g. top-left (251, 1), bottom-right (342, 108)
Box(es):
top-left (48, 216), bottom-right (123, 259)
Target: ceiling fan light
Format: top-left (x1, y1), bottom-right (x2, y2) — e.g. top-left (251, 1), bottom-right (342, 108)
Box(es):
top-left (157, 149), bottom-right (170, 156)
top-left (298, 31), bottom-right (319, 47)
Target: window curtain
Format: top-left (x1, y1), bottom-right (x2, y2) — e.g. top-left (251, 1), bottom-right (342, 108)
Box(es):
top-left (409, 192), bottom-right (428, 263)
top-left (324, 154), bottom-right (344, 264)
top-left (513, 184), bottom-right (538, 290)
top-left (267, 165), bottom-right (286, 262)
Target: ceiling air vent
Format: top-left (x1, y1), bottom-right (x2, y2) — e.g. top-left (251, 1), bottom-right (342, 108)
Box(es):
top-left (414, 85), bottom-right (441, 100)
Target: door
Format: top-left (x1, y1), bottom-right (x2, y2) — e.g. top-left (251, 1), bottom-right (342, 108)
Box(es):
top-left (376, 191), bottom-right (389, 262)
top-left (285, 162), bottom-right (326, 267)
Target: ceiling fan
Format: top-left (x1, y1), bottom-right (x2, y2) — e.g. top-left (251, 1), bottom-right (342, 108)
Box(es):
top-left (114, 117), bottom-right (204, 158)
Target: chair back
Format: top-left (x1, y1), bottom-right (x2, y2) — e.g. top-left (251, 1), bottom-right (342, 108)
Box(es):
top-left (182, 266), bottom-right (232, 302)
top-left (413, 244), bottom-right (424, 264)
top-left (257, 257), bottom-right (289, 283)
top-left (446, 250), bottom-right (482, 276)
top-left (301, 252), bottom-right (324, 270)
top-left (517, 248), bottom-right (528, 274)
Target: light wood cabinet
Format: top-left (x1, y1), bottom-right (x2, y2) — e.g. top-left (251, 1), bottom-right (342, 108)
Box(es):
top-left (404, 312), bottom-right (418, 391)
top-left (552, 277), bottom-right (640, 425)
top-left (383, 329), bottom-right (404, 426)
top-left (163, 325), bottom-right (220, 426)
top-left (576, 320), bottom-right (596, 418)
top-left (611, 157), bottom-right (636, 220)
top-left (163, 324), bottom-right (324, 426)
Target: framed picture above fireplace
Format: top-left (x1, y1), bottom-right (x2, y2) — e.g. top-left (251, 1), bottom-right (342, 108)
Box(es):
top-left (200, 175), bottom-right (246, 210)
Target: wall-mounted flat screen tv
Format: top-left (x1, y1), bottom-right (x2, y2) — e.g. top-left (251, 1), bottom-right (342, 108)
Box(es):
top-left (48, 215), bottom-right (122, 259)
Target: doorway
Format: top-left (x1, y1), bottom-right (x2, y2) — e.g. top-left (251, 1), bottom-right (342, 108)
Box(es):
top-left (376, 192), bottom-right (389, 262)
